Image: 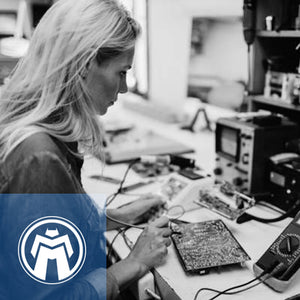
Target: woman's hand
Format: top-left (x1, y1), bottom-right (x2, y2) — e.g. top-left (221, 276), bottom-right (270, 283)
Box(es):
top-left (126, 216), bottom-right (172, 276)
top-left (107, 193), bottom-right (166, 227)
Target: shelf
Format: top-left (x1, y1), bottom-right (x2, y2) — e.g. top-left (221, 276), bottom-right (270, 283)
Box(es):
top-left (257, 30), bottom-right (300, 38)
top-left (251, 95), bottom-right (300, 111)
top-left (249, 95), bottom-right (300, 123)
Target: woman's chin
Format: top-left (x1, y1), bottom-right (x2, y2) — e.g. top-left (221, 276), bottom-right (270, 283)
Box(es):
top-left (97, 106), bottom-right (108, 116)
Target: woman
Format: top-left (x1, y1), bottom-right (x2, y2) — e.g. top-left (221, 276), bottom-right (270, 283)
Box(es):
top-left (0, 0), bottom-right (171, 299)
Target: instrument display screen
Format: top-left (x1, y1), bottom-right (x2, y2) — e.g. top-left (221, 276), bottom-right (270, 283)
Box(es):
top-left (219, 126), bottom-right (239, 160)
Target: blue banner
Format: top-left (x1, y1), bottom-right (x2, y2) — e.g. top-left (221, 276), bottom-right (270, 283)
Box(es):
top-left (0, 194), bottom-right (107, 299)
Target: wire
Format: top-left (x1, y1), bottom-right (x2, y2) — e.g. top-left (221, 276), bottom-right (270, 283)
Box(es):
top-left (105, 212), bottom-right (145, 229)
top-left (106, 159), bottom-right (139, 206)
top-left (193, 273), bottom-right (263, 300)
top-left (194, 287), bottom-right (243, 298)
top-left (194, 262), bottom-right (286, 300)
top-left (199, 280), bottom-right (264, 299)
top-left (237, 199), bottom-right (300, 224)
top-left (207, 277), bottom-right (263, 300)
top-left (193, 271), bottom-right (268, 300)
top-left (210, 263), bottom-right (286, 300)
top-left (257, 201), bottom-right (286, 214)
top-left (107, 228), bottom-right (128, 263)
top-left (121, 229), bottom-right (134, 250)
top-left (209, 279), bottom-right (267, 300)
top-left (193, 277), bottom-right (256, 300)
top-left (106, 192), bottom-right (119, 206)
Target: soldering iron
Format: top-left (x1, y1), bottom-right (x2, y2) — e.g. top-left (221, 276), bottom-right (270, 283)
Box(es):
top-left (140, 154), bottom-right (195, 169)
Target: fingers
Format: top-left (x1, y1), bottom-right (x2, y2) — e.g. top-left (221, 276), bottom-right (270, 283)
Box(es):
top-left (145, 205), bottom-right (166, 223)
top-left (150, 215), bottom-right (169, 228)
top-left (128, 224), bottom-right (171, 271)
top-left (163, 237), bottom-right (172, 247)
top-left (159, 232), bottom-right (172, 246)
top-left (142, 222), bottom-right (172, 247)
top-left (148, 220), bottom-right (172, 247)
top-left (162, 227), bottom-right (172, 237)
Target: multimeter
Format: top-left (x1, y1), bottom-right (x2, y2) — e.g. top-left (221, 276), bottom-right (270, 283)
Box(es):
top-left (253, 211), bottom-right (300, 292)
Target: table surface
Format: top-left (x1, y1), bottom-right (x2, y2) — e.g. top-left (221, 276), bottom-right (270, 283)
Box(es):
top-left (82, 103), bottom-right (300, 300)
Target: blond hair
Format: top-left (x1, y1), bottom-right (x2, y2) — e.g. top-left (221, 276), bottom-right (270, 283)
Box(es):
top-left (0, 0), bottom-right (140, 161)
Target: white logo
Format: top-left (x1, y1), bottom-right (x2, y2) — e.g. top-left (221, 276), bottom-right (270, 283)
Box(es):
top-left (18, 216), bottom-right (86, 284)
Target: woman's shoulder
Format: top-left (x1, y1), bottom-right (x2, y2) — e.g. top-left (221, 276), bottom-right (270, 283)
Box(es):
top-left (3, 132), bottom-right (68, 177)
top-left (0, 132), bottom-right (78, 193)
top-left (11, 132), bottom-right (64, 162)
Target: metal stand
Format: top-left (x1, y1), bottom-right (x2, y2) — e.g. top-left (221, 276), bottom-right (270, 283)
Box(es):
top-left (181, 107), bottom-right (212, 132)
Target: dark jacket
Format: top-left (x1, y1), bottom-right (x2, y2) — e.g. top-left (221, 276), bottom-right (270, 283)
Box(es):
top-left (0, 132), bottom-right (119, 300)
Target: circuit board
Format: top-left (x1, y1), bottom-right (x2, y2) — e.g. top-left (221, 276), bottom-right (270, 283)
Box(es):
top-left (197, 192), bottom-right (245, 220)
top-left (195, 182), bottom-right (255, 220)
top-left (172, 219), bottom-right (250, 273)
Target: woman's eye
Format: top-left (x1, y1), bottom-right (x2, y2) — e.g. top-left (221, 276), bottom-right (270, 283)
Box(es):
top-left (120, 71), bottom-right (127, 76)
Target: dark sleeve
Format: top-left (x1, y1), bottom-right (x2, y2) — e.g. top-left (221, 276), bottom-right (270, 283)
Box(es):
top-left (1, 152), bottom-right (120, 300)
top-left (8, 151), bottom-right (81, 193)
top-left (45, 270), bottom-right (120, 300)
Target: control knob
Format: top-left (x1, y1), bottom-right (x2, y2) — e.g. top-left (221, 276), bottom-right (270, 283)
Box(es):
top-left (213, 167), bottom-right (223, 175)
top-left (233, 177), bottom-right (244, 186)
top-left (278, 235), bottom-right (300, 256)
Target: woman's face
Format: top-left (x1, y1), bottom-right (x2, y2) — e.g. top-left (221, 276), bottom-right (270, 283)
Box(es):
top-left (84, 48), bottom-right (135, 115)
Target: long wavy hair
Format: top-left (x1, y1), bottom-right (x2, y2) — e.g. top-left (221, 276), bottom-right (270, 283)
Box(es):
top-left (0, 0), bottom-right (140, 161)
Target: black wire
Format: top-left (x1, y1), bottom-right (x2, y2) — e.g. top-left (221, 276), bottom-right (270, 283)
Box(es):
top-left (106, 159), bottom-right (139, 206)
top-left (257, 201), bottom-right (285, 214)
top-left (193, 271), bottom-right (266, 300)
top-left (208, 262), bottom-right (287, 300)
top-left (194, 279), bottom-right (264, 300)
top-left (107, 228), bottom-right (128, 263)
top-left (106, 212), bottom-right (144, 229)
top-left (117, 159), bottom-right (140, 193)
top-left (207, 277), bottom-right (261, 300)
top-left (106, 192), bottom-right (118, 206)
top-left (208, 279), bottom-right (264, 300)
top-left (121, 229), bottom-right (134, 250)
top-left (237, 199), bottom-right (300, 224)
top-left (195, 262), bottom-right (287, 300)
top-left (193, 274), bottom-right (260, 300)
top-left (193, 288), bottom-right (239, 298)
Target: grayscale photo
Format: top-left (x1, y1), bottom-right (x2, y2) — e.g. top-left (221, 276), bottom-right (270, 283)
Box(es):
top-left (0, 0), bottom-right (300, 299)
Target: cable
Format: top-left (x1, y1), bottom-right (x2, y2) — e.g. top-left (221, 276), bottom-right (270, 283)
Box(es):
top-left (107, 228), bottom-right (128, 263)
top-left (194, 262), bottom-right (286, 300)
top-left (207, 278), bottom-right (263, 300)
top-left (193, 273), bottom-right (263, 300)
top-left (198, 280), bottom-right (265, 297)
top-left (257, 201), bottom-right (286, 214)
top-left (209, 279), bottom-right (267, 300)
top-left (237, 199), bottom-right (300, 224)
top-left (193, 275), bottom-right (262, 300)
top-left (106, 159), bottom-right (139, 206)
top-left (121, 229), bottom-right (134, 250)
top-left (105, 212), bottom-right (145, 229)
